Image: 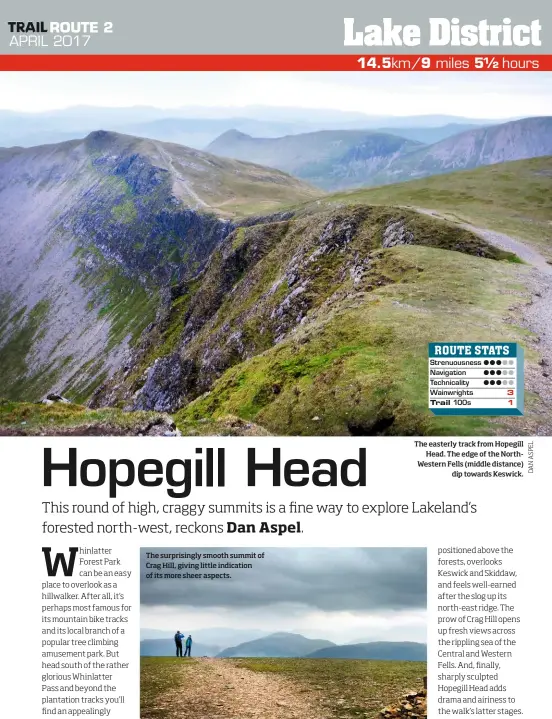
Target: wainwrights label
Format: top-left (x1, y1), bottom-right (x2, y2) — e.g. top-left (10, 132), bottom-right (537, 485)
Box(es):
top-left (428, 343), bottom-right (524, 416)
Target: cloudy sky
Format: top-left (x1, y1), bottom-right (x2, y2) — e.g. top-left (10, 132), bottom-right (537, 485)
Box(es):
top-left (0, 71), bottom-right (551, 117)
top-left (141, 548), bottom-right (427, 644)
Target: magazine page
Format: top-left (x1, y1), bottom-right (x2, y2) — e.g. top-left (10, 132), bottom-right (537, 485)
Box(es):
top-left (0, 0), bottom-right (549, 717)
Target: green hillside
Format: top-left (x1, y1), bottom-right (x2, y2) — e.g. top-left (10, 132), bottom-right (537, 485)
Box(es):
top-left (76, 203), bottom-right (542, 437)
top-left (323, 157), bottom-right (552, 257)
top-left (175, 236), bottom-right (531, 437)
top-left (83, 201), bottom-right (535, 438)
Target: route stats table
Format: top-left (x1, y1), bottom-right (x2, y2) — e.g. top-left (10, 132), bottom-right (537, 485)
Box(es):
top-left (428, 342), bottom-right (524, 416)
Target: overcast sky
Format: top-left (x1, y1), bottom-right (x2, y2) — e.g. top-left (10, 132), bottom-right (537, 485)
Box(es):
top-left (1, 71), bottom-right (551, 117)
top-left (141, 548), bottom-right (427, 644)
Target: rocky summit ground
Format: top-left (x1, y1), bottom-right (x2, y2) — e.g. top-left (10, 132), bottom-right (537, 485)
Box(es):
top-left (140, 657), bottom-right (427, 719)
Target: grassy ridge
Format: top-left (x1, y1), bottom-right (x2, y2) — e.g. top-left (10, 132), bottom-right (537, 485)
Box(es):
top-left (0, 400), bottom-right (270, 436)
top-left (91, 204), bottom-right (525, 436)
top-left (0, 400), bottom-right (172, 435)
top-left (321, 157), bottom-right (552, 257)
top-left (176, 243), bottom-right (533, 436)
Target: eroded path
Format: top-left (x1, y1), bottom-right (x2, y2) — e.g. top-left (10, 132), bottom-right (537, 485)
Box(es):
top-left (154, 141), bottom-right (209, 209)
top-left (414, 207), bottom-right (552, 425)
top-left (151, 658), bottom-right (330, 719)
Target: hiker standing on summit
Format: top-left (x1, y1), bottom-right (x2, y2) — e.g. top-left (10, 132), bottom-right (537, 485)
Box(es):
top-left (174, 630), bottom-right (184, 657)
top-left (184, 635), bottom-right (192, 657)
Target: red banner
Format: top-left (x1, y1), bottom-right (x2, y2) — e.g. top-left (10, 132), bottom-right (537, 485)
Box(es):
top-left (0, 54), bottom-right (550, 71)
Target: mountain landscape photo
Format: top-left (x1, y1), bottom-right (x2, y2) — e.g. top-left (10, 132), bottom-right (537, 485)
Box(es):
top-left (140, 548), bottom-right (427, 719)
top-left (207, 116), bottom-right (552, 190)
top-left (1, 71), bottom-right (551, 436)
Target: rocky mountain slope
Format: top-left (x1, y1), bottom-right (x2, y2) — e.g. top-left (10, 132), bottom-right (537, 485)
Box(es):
top-left (91, 202), bottom-right (528, 436)
top-left (376, 123), bottom-right (484, 145)
top-left (0, 131), bottom-right (317, 403)
top-left (207, 130), bottom-right (421, 190)
top-left (208, 117), bottom-right (552, 190)
top-left (377, 116), bottom-right (552, 185)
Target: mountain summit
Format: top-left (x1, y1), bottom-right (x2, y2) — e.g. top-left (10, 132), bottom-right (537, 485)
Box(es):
top-left (0, 131), bottom-right (317, 402)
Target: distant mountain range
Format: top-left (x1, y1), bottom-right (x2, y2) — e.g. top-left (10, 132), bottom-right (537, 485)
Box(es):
top-left (208, 129), bottom-right (421, 190)
top-left (139, 631), bottom-right (426, 661)
top-left (207, 116), bottom-right (552, 190)
top-left (217, 632), bottom-right (334, 658)
top-left (0, 105), bottom-right (507, 149)
top-left (306, 642), bottom-right (427, 661)
top-left (0, 112), bottom-right (311, 152)
top-left (140, 627), bottom-right (266, 645)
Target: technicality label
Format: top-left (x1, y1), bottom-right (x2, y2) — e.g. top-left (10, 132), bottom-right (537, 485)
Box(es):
top-left (428, 342), bottom-right (524, 416)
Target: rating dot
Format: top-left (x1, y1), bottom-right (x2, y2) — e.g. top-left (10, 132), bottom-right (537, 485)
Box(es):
top-left (497, 380), bottom-right (501, 385)
top-left (490, 380), bottom-right (495, 385)
top-left (484, 360), bottom-right (489, 365)
top-left (490, 360), bottom-right (495, 365)
top-left (490, 370), bottom-right (495, 375)
top-left (484, 370), bottom-right (489, 375)
top-left (484, 380), bottom-right (489, 385)
top-left (497, 360), bottom-right (502, 366)
top-left (497, 370), bottom-right (501, 375)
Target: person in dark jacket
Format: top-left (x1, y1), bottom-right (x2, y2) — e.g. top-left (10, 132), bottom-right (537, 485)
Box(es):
top-left (184, 635), bottom-right (192, 657)
top-left (174, 631), bottom-right (184, 657)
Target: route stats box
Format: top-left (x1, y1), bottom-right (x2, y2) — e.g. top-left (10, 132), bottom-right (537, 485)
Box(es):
top-left (428, 342), bottom-right (524, 416)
